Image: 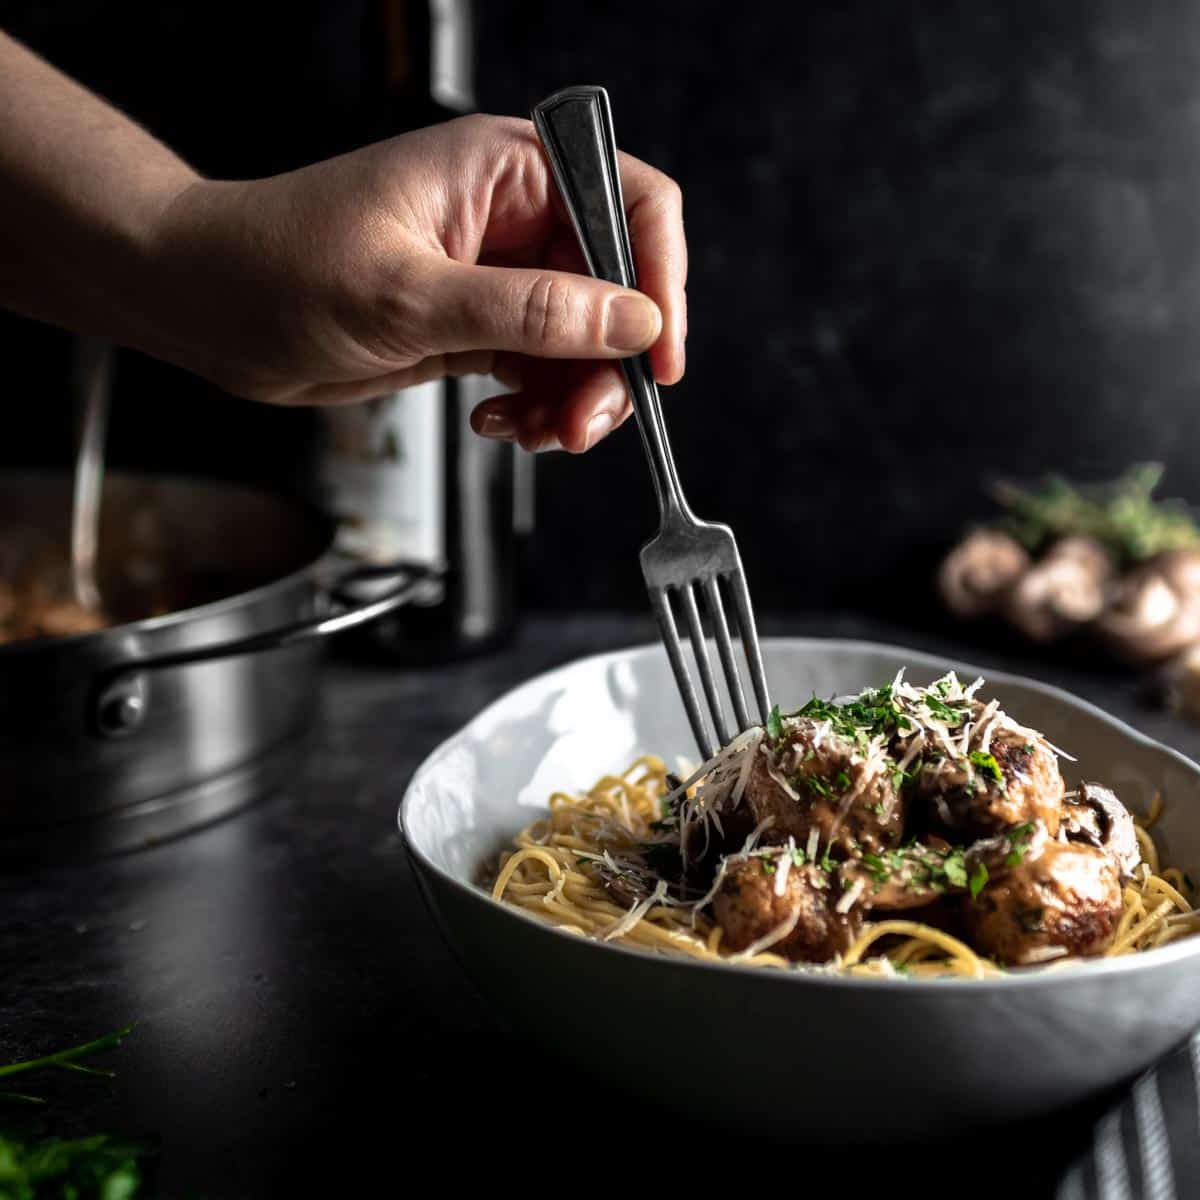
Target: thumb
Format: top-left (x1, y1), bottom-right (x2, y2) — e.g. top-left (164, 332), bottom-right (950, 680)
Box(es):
top-left (420, 260), bottom-right (662, 360)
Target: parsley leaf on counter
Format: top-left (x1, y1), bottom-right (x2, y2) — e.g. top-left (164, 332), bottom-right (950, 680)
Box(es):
top-left (0, 1131), bottom-right (146, 1199)
top-left (0, 1027), bottom-right (148, 1197)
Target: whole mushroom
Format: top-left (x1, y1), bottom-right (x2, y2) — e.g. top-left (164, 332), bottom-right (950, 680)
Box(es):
top-left (1003, 536), bottom-right (1115, 644)
top-left (1096, 548), bottom-right (1200, 663)
top-left (938, 529), bottom-right (1030, 619)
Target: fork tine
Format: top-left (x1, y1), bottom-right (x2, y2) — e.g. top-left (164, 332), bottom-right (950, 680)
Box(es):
top-left (727, 569), bottom-right (772, 724)
top-left (649, 587), bottom-right (716, 760)
top-left (679, 583), bottom-right (730, 748)
top-left (703, 575), bottom-right (751, 734)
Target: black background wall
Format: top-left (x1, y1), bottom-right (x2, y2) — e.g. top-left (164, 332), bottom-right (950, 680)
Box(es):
top-left (5, 0), bottom-right (1200, 636)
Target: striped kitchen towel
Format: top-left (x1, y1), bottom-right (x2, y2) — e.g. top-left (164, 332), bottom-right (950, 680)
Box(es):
top-left (1058, 1034), bottom-right (1200, 1199)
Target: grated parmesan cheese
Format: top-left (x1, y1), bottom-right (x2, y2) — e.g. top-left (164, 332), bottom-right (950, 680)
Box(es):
top-left (730, 907), bottom-right (801, 960)
top-left (836, 878), bottom-right (866, 914)
top-left (602, 880), bottom-right (668, 941)
top-left (773, 839), bottom-right (795, 897)
top-left (806, 826), bottom-right (820, 863)
top-left (742, 815), bottom-right (777, 853)
top-left (1022, 944), bottom-right (1069, 963)
top-left (765, 761), bottom-right (801, 801)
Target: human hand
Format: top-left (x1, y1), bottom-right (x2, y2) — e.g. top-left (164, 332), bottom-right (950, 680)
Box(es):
top-left (150, 114), bottom-right (686, 453)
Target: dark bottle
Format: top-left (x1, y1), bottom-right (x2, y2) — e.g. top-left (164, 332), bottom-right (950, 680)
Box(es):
top-left (313, 0), bottom-right (531, 663)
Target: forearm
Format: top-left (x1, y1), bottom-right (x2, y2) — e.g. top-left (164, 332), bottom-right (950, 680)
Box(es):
top-left (0, 31), bottom-right (198, 345)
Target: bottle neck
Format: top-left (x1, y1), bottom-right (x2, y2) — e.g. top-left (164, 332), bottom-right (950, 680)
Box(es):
top-left (429, 0), bottom-right (475, 112)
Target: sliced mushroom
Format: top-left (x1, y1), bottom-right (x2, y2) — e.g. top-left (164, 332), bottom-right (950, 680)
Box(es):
top-left (1097, 550), bottom-right (1200, 662)
top-left (1058, 801), bottom-right (1101, 845)
top-left (938, 529), bottom-right (1031, 619)
top-left (1060, 782), bottom-right (1140, 880)
top-left (1003, 540), bottom-right (1113, 643)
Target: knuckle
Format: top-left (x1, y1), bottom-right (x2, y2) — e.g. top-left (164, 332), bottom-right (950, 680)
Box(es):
top-left (520, 274), bottom-right (576, 347)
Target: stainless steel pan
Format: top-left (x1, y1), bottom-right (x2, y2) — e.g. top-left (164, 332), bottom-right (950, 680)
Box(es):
top-left (0, 471), bottom-right (432, 858)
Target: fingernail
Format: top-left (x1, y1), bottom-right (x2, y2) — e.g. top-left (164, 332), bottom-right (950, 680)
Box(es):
top-left (605, 295), bottom-right (660, 351)
top-left (584, 411), bottom-right (616, 451)
top-left (476, 407), bottom-right (515, 440)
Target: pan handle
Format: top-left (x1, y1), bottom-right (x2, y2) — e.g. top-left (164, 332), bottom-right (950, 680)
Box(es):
top-left (91, 561), bottom-right (438, 738)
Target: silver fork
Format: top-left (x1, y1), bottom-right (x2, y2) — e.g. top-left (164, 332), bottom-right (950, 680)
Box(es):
top-left (533, 85), bottom-right (771, 760)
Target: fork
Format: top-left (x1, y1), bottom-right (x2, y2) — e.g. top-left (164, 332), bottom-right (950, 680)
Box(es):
top-left (532, 85), bottom-right (771, 760)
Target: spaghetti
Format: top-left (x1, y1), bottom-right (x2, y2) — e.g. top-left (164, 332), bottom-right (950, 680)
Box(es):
top-left (490, 676), bottom-right (1200, 978)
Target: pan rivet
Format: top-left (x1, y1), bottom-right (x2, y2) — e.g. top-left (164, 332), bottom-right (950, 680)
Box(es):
top-left (94, 676), bottom-right (147, 738)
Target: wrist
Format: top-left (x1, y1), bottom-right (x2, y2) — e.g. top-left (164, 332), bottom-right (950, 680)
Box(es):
top-left (129, 175), bottom-right (277, 392)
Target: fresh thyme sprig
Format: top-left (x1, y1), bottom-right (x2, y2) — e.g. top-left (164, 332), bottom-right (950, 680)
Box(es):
top-left (992, 462), bottom-right (1200, 565)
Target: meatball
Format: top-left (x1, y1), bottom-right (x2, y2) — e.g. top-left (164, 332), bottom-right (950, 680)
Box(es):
top-left (742, 718), bottom-right (904, 857)
top-left (713, 853), bottom-right (861, 963)
top-left (914, 724), bottom-right (1063, 839)
top-left (960, 841), bottom-right (1122, 965)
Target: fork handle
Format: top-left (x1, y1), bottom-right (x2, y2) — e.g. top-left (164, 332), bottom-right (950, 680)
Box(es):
top-left (532, 86), bottom-right (690, 524)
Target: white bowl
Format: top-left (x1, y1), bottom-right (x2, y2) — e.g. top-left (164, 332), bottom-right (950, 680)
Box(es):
top-left (400, 638), bottom-right (1200, 1139)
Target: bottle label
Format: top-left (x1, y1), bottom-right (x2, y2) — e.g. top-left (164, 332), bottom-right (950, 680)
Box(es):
top-left (318, 380), bottom-right (445, 567)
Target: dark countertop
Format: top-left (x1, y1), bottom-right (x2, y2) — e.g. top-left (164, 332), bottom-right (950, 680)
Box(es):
top-left (3, 611), bottom-right (1195, 1197)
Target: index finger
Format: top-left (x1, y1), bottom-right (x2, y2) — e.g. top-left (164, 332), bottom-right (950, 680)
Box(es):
top-left (617, 151), bottom-right (687, 385)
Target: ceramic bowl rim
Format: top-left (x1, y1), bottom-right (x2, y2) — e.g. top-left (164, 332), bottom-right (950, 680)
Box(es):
top-left (399, 636), bottom-right (1200, 993)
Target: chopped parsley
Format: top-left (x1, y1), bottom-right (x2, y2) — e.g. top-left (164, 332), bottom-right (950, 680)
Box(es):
top-left (924, 694), bottom-right (968, 726)
top-left (765, 704), bottom-right (784, 743)
top-left (797, 684), bottom-right (912, 742)
top-left (802, 775), bottom-right (832, 798)
top-left (862, 852), bottom-right (890, 884)
top-left (969, 862), bottom-right (989, 899)
top-left (860, 844), bottom-right (975, 893)
top-left (943, 850), bottom-right (968, 889)
top-left (651, 791), bottom-right (680, 832)
top-left (791, 848), bottom-right (806, 867)
top-left (1003, 822), bottom-right (1036, 866)
top-left (968, 751), bottom-right (1004, 785)
top-left (834, 770), bottom-right (852, 792)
